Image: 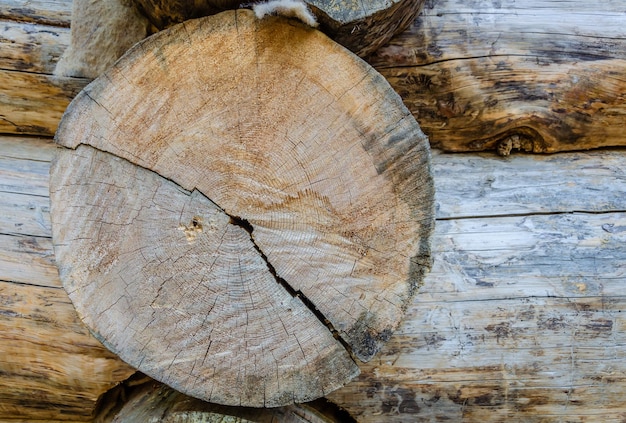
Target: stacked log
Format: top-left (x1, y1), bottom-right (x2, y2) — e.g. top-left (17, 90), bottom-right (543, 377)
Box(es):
top-left (2, 0), bottom-right (626, 421)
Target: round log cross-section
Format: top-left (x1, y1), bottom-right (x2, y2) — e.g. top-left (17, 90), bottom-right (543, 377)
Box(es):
top-left (50, 10), bottom-right (433, 407)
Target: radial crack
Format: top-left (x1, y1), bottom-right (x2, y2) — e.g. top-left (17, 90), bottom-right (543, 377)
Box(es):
top-left (228, 215), bottom-right (357, 360)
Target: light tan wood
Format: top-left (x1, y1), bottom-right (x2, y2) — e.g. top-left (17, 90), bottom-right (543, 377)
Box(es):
top-left (0, 70), bottom-right (86, 136)
top-left (2, 134), bottom-right (626, 419)
top-left (50, 10), bottom-right (433, 407)
top-left (0, 20), bottom-right (69, 74)
top-left (0, 0), bottom-right (72, 26)
top-left (0, 3), bottom-right (90, 137)
top-left (371, 0), bottom-right (626, 153)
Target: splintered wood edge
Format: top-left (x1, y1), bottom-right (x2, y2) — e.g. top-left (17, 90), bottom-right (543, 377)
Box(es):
top-left (51, 9), bottom-right (434, 407)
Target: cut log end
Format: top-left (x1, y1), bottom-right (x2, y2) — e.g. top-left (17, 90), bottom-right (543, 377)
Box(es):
top-left (132, 0), bottom-right (426, 57)
top-left (51, 10), bottom-right (433, 407)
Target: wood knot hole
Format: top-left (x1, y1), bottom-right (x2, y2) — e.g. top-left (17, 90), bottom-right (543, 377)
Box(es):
top-left (179, 216), bottom-right (203, 243)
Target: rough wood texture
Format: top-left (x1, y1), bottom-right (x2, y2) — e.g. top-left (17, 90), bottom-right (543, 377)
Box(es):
top-left (328, 150), bottom-right (626, 421)
top-left (95, 374), bottom-right (353, 423)
top-left (371, 0), bottom-right (626, 154)
top-left (0, 70), bottom-right (85, 136)
top-left (50, 10), bottom-right (433, 407)
top-left (3, 134), bottom-right (626, 420)
top-left (0, 136), bottom-right (136, 422)
top-left (0, 0), bottom-right (72, 26)
top-left (132, 0), bottom-right (426, 57)
top-left (0, 3), bottom-right (90, 136)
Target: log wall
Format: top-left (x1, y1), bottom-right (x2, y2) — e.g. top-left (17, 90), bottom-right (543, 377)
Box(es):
top-left (1, 0), bottom-right (626, 421)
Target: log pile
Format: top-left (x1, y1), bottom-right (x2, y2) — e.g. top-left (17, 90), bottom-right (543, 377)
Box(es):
top-left (1, 0), bottom-right (626, 421)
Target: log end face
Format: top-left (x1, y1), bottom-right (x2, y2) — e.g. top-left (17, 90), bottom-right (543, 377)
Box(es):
top-left (50, 10), bottom-right (434, 406)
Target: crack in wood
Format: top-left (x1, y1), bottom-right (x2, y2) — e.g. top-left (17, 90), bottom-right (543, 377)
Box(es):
top-left (228, 214), bottom-right (358, 361)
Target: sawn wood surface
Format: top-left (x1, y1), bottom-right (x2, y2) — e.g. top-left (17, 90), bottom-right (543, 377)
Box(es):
top-left (2, 134), bottom-right (626, 420)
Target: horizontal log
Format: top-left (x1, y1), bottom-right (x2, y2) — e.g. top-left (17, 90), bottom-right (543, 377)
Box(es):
top-left (2, 134), bottom-right (626, 420)
top-left (0, 69), bottom-right (87, 136)
top-left (433, 150), bottom-right (626, 218)
top-left (329, 218), bottom-right (626, 416)
top-left (0, 0), bottom-right (71, 26)
top-left (0, 280), bottom-right (134, 422)
top-left (328, 297), bottom-right (626, 421)
top-left (0, 136), bottom-right (136, 421)
top-left (0, 19), bottom-right (89, 137)
top-left (0, 20), bottom-right (70, 73)
top-left (371, 0), bottom-right (626, 153)
top-left (3, 0), bottom-right (626, 154)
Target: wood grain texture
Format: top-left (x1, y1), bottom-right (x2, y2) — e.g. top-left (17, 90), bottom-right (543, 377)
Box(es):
top-left (0, 136), bottom-right (135, 421)
top-left (2, 135), bottom-right (626, 419)
top-left (96, 375), bottom-right (352, 422)
top-left (132, 0), bottom-right (426, 57)
top-left (50, 10), bottom-right (433, 407)
top-left (328, 157), bottom-right (626, 420)
top-left (0, 69), bottom-right (87, 136)
top-left (0, 20), bottom-right (69, 73)
top-left (0, 2), bottom-right (90, 137)
top-left (0, 0), bottom-right (72, 26)
top-left (371, 0), bottom-right (626, 153)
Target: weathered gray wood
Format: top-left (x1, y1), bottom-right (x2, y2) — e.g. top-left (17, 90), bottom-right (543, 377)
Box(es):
top-left (0, 135), bottom-right (136, 421)
top-left (328, 296), bottom-right (626, 421)
top-left (3, 134), bottom-right (626, 420)
top-left (424, 212), bottom-right (626, 301)
top-left (328, 167), bottom-right (626, 419)
top-left (433, 150), bottom-right (626, 219)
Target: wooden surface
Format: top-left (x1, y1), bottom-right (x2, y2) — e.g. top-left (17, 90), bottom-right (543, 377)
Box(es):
top-left (0, 136), bottom-right (136, 422)
top-left (95, 375), bottom-right (353, 423)
top-left (327, 148), bottom-right (626, 421)
top-left (0, 0), bottom-right (72, 26)
top-left (0, 6), bottom-right (87, 136)
top-left (2, 0), bottom-right (625, 154)
top-left (50, 10), bottom-right (433, 407)
top-left (2, 0), bottom-right (626, 419)
top-left (2, 134), bottom-right (626, 420)
top-left (370, 0), bottom-right (626, 153)
top-left (131, 0), bottom-right (425, 57)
